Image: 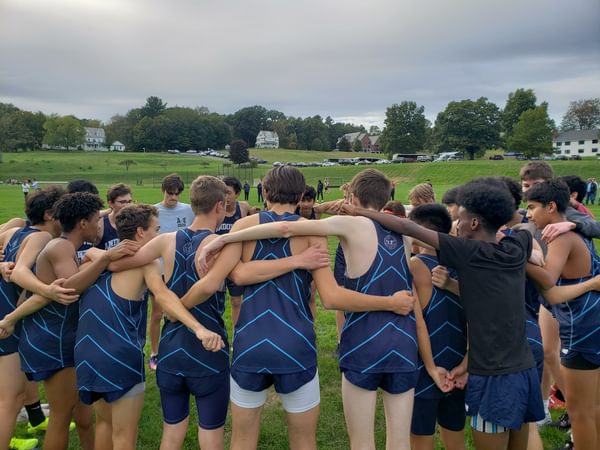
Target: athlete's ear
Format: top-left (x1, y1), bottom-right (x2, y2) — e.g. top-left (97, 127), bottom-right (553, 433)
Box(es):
top-left (136, 226), bottom-right (144, 240)
top-left (547, 201), bottom-right (557, 214)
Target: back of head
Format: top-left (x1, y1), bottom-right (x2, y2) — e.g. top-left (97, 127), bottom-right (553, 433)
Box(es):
top-left (222, 176), bottom-right (242, 194)
top-left (408, 203), bottom-right (452, 234)
top-left (519, 161), bottom-right (553, 182)
top-left (53, 192), bottom-right (104, 232)
top-left (25, 185), bottom-right (67, 225)
top-left (382, 200), bottom-right (406, 217)
top-left (441, 186), bottom-right (460, 206)
top-left (161, 173), bottom-right (185, 193)
top-left (115, 204), bottom-right (158, 241)
top-left (524, 179), bottom-right (571, 214)
top-left (263, 166), bottom-right (306, 205)
top-left (189, 175), bottom-right (228, 214)
top-left (408, 183), bottom-right (435, 206)
top-left (67, 179), bottom-right (99, 195)
top-left (107, 183), bottom-right (132, 203)
top-left (559, 175), bottom-right (586, 203)
top-left (457, 180), bottom-right (515, 232)
top-left (349, 169), bottom-right (391, 210)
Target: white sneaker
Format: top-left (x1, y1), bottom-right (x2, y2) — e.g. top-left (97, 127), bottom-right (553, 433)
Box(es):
top-left (536, 412), bottom-right (552, 427)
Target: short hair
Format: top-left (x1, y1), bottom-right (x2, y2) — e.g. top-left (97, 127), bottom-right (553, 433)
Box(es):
top-left (67, 179), bottom-right (98, 194)
top-left (302, 186), bottom-right (317, 201)
top-left (107, 183), bottom-right (132, 203)
top-left (408, 183), bottom-right (435, 205)
top-left (525, 179), bottom-right (571, 213)
top-left (262, 166), bottom-right (306, 205)
top-left (559, 175), bottom-right (586, 203)
top-left (25, 185), bottom-right (67, 225)
top-left (382, 200), bottom-right (406, 217)
top-left (349, 169), bottom-right (391, 211)
top-left (441, 186), bottom-right (461, 205)
top-left (161, 173), bottom-right (185, 194)
top-left (222, 177), bottom-right (242, 194)
top-left (115, 204), bottom-right (158, 241)
top-left (53, 192), bottom-right (103, 233)
top-left (409, 204), bottom-right (452, 234)
top-left (496, 176), bottom-right (522, 210)
top-left (519, 161), bottom-right (554, 181)
top-left (457, 180), bottom-right (515, 232)
top-left (189, 176), bottom-right (228, 214)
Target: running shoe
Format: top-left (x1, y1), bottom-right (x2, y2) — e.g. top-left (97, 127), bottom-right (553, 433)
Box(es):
top-left (548, 412), bottom-right (571, 431)
top-left (9, 437), bottom-right (38, 450)
top-left (27, 417), bottom-right (76, 433)
top-left (149, 354), bottom-right (158, 371)
top-left (536, 412), bottom-right (552, 427)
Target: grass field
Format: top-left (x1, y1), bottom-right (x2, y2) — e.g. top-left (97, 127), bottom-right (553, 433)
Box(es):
top-left (2, 150), bottom-right (593, 448)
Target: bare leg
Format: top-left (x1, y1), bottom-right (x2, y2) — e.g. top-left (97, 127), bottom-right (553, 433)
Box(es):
top-left (341, 374), bottom-right (377, 450)
top-left (439, 427), bottom-right (467, 450)
top-left (230, 403), bottom-right (263, 450)
top-left (93, 400), bottom-right (113, 450)
top-left (562, 365), bottom-right (600, 450)
top-left (111, 392), bottom-right (144, 450)
top-left (472, 430), bottom-right (509, 450)
top-left (159, 418), bottom-right (189, 450)
top-left (287, 405), bottom-right (319, 450)
top-left (539, 308), bottom-right (565, 395)
top-left (382, 389), bottom-right (413, 450)
top-left (197, 425), bottom-right (225, 450)
top-left (410, 434), bottom-right (435, 450)
top-left (43, 368), bottom-right (79, 450)
top-left (0, 353), bottom-right (26, 449)
top-left (149, 296), bottom-right (163, 359)
top-left (23, 380), bottom-right (40, 405)
top-left (74, 401), bottom-right (94, 450)
top-left (526, 423), bottom-right (543, 450)
top-left (506, 424), bottom-right (528, 450)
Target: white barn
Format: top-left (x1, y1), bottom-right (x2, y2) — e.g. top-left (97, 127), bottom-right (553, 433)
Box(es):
top-left (255, 130), bottom-right (279, 148)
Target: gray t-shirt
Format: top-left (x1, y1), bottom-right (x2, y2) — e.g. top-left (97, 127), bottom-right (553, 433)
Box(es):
top-left (154, 202), bottom-right (194, 233)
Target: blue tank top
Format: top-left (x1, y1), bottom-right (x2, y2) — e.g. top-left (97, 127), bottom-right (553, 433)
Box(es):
top-left (340, 219), bottom-right (416, 374)
top-left (96, 215), bottom-right (119, 250)
top-left (413, 254), bottom-right (467, 398)
top-left (158, 229), bottom-right (229, 376)
top-left (76, 241), bottom-right (94, 265)
top-left (554, 236), bottom-right (600, 355)
top-left (333, 244), bottom-right (346, 286)
top-left (0, 226), bottom-right (40, 355)
top-left (216, 202), bottom-right (242, 235)
top-left (75, 272), bottom-right (148, 392)
top-left (232, 211), bottom-right (315, 374)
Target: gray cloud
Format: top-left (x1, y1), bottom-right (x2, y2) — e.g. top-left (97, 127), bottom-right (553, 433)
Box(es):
top-left (1, 0), bottom-right (598, 127)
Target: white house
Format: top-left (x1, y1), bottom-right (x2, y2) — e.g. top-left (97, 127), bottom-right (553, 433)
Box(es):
top-left (255, 130), bottom-right (279, 148)
top-left (84, 127), bottom-right (107, 151)
top-left (553, 129), bottom-right (600, 157)
top-left (110, 141), bottom-right (125, 152)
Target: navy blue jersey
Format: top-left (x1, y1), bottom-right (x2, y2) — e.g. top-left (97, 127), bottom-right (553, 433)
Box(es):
top-left (340, 220), bottom-right (416, 374)
top-left (413, 254), bottom-right (467, 399)
top-left (75, 272), bottom-right (148, 392)
top-left (76, 241), bottom-right (94, 265)
top-left (294, 206), bottom-right (317, 220)
top-left (333, 244), bottom-right (346, 286)
top-left (158, 229), bottom-right (229, 376)
top-left (0, 226), bottom-right (40, 355)
top-left (554, 236), bottom-right (600, 355)
top-left (216, 202), bottom-right (242, 235)
top-left (96, 215), bottom-right (119, 250)
top-left (232, 211), bottom-right (315, 374)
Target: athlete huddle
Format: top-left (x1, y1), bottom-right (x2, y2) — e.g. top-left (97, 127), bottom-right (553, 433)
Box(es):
top-left (0, 162), bottom-right (600, 450)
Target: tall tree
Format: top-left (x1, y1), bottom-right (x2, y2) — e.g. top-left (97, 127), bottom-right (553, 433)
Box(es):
top-left (141, 96), bottom-right (167, 119)
top-left (352, 139), bottom-right (363, 152)
top-left (43, 115), bottom-right (85, 150)
top-left (507, 106), bottom-right (554, 157)
top-left (338, 136), bottom-right (351, 151)
top-left (229, 139), bottom-right (249, 164)
top-left (228, 105), bottom-right (269, 147)
top-left (560, 98), bottom-right (600, 131)
top-left (501, 89), bottom-right (537, 137)
top-left (380, 101), bottom-right (427, 157)
top-left (433, 97), bottom-right (501, 160)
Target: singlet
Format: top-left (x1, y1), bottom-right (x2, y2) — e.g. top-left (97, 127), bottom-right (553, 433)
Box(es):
top-left (554, 236), bottom-right (600, 355)
top-left (340, 219), bottom-right (417, 374)
top-left (75, 272), bottom-right (148, 392)
top-left (77, 241), bottom-right (94, 265)
top-left (232, 211), bottom-right (315, 374)
top-left (333, 244), bottom-right (346, 286)
top-left (96, 215), bottom-right (119, 250)
top-left (19, 236), bottom-right (80, 374)
top-left (294, 206), bottom-right (317, 220)
top-left (216, 202), bottom-right (242, 235)
top-left (413, 254), bottom-right (467, 398)
top-left (157, 229), bottom-right (229, 376)
top-left (0, 226), bottom-right (40, 355)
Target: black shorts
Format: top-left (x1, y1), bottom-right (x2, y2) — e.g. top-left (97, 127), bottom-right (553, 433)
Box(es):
top-left (561, 350), bottom-right (600, 370)
top-left (411, 390), bottom-right (466, 435)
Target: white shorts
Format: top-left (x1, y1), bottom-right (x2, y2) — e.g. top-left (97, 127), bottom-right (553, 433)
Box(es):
top-left (230, 371), bottom-right (320, 413)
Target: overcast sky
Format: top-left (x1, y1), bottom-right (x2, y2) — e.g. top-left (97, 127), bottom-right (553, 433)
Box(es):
top-left (1, 0), bottom-right (599, 128)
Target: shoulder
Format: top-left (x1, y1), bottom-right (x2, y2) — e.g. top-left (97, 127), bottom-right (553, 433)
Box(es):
top-left (232, 214), bottom-right (260, 231)
top-left (238, 201), bottom-right (250, 216)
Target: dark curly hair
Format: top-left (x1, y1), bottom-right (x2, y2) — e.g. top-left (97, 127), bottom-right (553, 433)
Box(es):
top-left (222, 176), bottom-right (242, 194)
top-left (53, 192), bottom-right (104, 232)
top-left (524, 179), bottom-right (570, 214)
top-left (67, 179), bottom-right (99, 195)
top-left (25, 185), bottom-right (67, 225)
top-left (457, 180), bottom-right (515, 232)
top-left (559, 175), bottom-right (586, 203)
top-left (409, 203), bottom-right (452, 234)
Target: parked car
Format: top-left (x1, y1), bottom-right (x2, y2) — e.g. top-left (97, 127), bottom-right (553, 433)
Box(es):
top-left (570, 154), bottom-right (582, 160)
top-left (489, 155), bottom-right (504, 160)
top-left (416, 155), bottom-right (433, 162)
top-left (543, 155), bottom-right (556, 160)
top-left (374, 159), bottom-right (391, 164)
top-left (555, 155), bottom-right (569, 161)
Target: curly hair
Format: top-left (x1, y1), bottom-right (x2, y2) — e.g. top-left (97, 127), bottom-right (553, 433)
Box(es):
top-left (115, 204), bottom-right (158, 241)
top-left (67, 179), bottom-right (99, 195)
top-left (409, 203), bottom-right (452, 234)
top-left (25, 185), bottom-right (67, 225)
top-left (53, 192), bottom-right (104, 232)
top-left (457, 180), bottom-right (514, 232)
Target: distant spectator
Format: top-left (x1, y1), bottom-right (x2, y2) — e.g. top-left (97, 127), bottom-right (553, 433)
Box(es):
top-left (316, 179), bottom-right (324, 201)
top-left (243, 181), bottom-right (250, 201)
top-left (257, 180), bottom-right (263, 203)
top-left (585, 177), bottom-right (598, 205)
top-left (31, 178), bottom-right (39, 190)
top-left (21, 179), bottom-right (30, 199)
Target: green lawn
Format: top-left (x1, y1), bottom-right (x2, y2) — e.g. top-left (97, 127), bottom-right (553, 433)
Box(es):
top-left (2, 151), bottom-right (589, 448)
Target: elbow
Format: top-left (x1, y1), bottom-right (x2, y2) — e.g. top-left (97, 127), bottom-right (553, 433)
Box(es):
top-left (317, 290), bottom-right (336, 310)
top-left (228, 271), bottom-right (245, 286)
top-left (278, 222), bottom-right (292, 238)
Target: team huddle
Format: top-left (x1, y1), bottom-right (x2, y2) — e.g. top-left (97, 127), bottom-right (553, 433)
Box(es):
top-left (1, 162), bottom-right (600, 450)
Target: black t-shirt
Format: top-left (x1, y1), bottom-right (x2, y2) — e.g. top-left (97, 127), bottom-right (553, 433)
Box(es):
top-left (437, 230), bottom-right (535, 376)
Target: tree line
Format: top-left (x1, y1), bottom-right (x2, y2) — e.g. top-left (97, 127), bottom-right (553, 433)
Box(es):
top-left (0, 94), bottom-right (598, 160)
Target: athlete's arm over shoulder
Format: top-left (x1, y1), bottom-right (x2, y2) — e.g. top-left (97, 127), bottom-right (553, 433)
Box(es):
top-left (108, 233), bottom-right (167, 272)
top-left (526, 233), bottom-right (571, 290)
